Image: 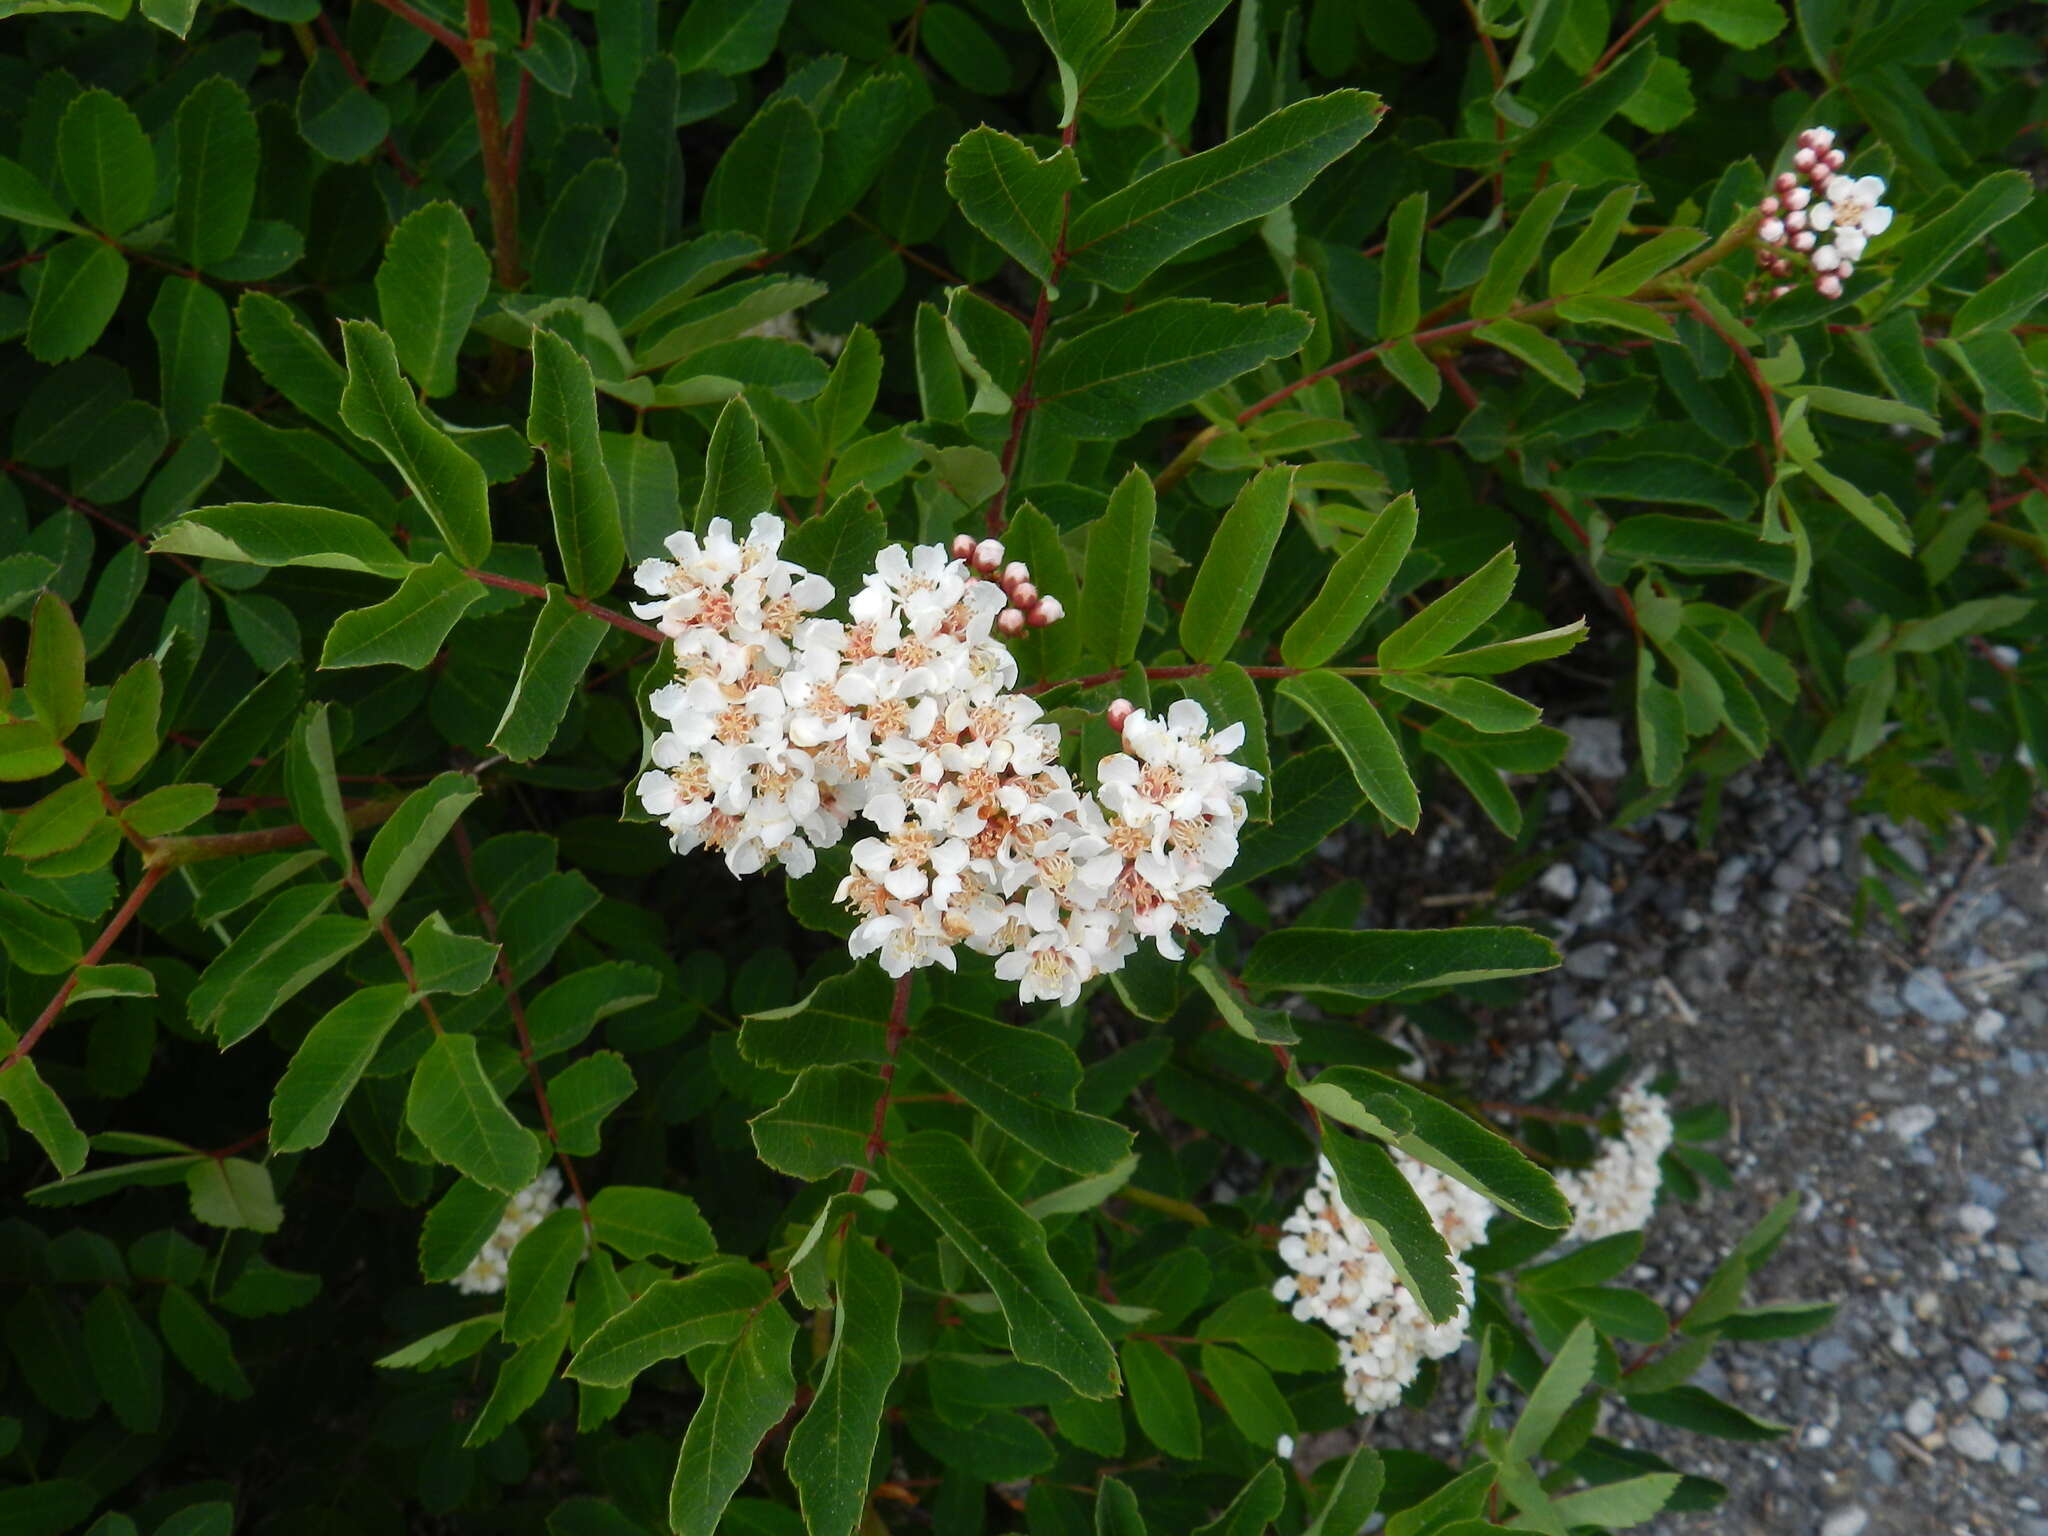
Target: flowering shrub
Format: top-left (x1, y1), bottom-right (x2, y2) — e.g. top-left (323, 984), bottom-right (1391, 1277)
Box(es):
top-left (0, 0), bottom-right (2036, 1533)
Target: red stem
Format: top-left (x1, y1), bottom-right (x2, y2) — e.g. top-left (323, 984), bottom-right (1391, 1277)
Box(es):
top-left (1677, 292), bottom-right (1782, 460)
top-left (3, 461), bottom-right (205, 581)
top-left (344, 868), bottom-right (446, 1036)
top-left (2, 865), bottom-right (166, 1076)
top-left (462, 0), bottom-right (522, 290)
top-left (366, 0), bottom-right (469, 56)
top-left (466, 567), bottom-right (667, 642)
top-left (849, 975), bottom-right (915, 1193)
top-left (314, 11), bottom-right (421, 187)
top-left (1586, 0), bottom-right (1670, 81)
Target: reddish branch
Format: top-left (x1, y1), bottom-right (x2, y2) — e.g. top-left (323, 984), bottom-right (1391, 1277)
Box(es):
top-left (1677, 291), bottom-right (1783, 462)
top-left (313, 11), bottom-right (421, 187)
top-left (344, 867), bottom-right (447, 1036)
top-left (1586, 0), bottom-right (1671, 81)
top-left (849, 975), bottom-right (915, 1195)
top-left (466, 567), bottom-right (667, 642)
top-left (1, 864), bottom-right (165, 1076)
top-left (2, 461), bottom-right (205, 581)
top-left (452, 824), bottom-right (591, 1220)
top-left (986, 117), bottom-right (1081, 535)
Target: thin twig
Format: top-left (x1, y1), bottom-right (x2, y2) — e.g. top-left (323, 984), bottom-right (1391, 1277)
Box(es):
top-left (1, 865), bottom-right (166, 1076)
top-left (849, 975), bottom-right (915, 1194)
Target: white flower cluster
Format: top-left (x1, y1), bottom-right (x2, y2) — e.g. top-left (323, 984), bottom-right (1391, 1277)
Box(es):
top-left (1755, 127), bottom-right (1894, 300)
top-left (1271, 1151), bottom-right (1498, 1416)
top-left (631, 518), bottom-right (1260, 1004)
top-left (1556, 1085), bottom-right (1674, 1242)
top-left (452, 1168), bottom-right (566, 1295)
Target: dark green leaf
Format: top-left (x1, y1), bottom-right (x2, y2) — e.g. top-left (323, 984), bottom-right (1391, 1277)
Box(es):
top-left (1282, 491), bottom-right (1417, 668)
top-left (1181, 465), bottom-right (1294, 663)
top-left (787, 1238), bottom-right (901, 1536)
top-left (174, 77), bottom-right (258, 266)
top-left (1035, 300), bottom-right (1311, 439)
top-left (1081, 466), bottom-right (1155, 667)
top-left (321, 555), bottom-right (484, 668)
top-left (377, 202), bottom-right (490, 398)
top-left (669, 1302), bottom-right (796, 1536)
top-left (945, 128), bottom-right (1080, 283)
top-left (1277, 671), bottom-right (1418, 830)
top-left (905, 1007), bottom-right (1134, 1174)
top-left (1321, 1128), bottom-right (1461, 1323)
top-left (337, 320), bottom-right (492, 566)
top-left (405, 1033), bottom-right (543, 1194)
top-left (269, 983), bottom-right (412, 1152)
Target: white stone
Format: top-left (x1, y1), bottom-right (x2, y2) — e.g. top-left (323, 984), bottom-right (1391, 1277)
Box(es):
top-left (1949, 1419), bottom-right (2000, 1462)
top-left (1820, 1507), bottom-right (1869, 1536)
top-left (1955, 1204), bottom-right (1998, 1239)
top-left (1973, 1382), bottom-right (2010, 1422)
top-left (1904, 1397), bottom-right (1937, 1437)
top-left (1538, 861), bottom-right (1580, 902)
top-left (1887, 1104), bottom-right (1937, 1141)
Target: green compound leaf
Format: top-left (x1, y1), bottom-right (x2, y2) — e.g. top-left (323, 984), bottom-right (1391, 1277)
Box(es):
top-left (1035, 300), bottom-right (1312, 440)
top-left (338, 320), bottom-right (492, 566)
top-left (529, 329), bottom-right (626, 596)
top-left (405, 1032), bottom-right (544, 1195)
top-left (886, 1130), bottom-right (1119, 1399)
top-left (376, 201), bottom-right (491, 399)
top-left (787, 1238), bottom-right (902, 1536)
top-left (1066, 90), bottom-right (1380, 292)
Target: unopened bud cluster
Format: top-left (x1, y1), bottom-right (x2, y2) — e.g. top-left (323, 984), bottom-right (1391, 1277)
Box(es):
top-left (948, 533), bottom-right (1065, 635)
top-left (1556, 1085), bottom-right (1673, 1241)
top-left (631, 516), bottom-right (1259, 1003)
top-left (1755, 127), bottom-right (1893, 300)
top-left (453, 1168), bottom-right (567, 1295)
top-left (1272, 1151), bottom-right (1497, 1416)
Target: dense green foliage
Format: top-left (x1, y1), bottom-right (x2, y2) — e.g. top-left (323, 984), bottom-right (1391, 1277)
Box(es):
top-left (1, 0), bottom-right (2035, 1532)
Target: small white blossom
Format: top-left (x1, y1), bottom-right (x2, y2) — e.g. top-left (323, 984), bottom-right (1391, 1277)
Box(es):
top-left (453, 1169), bottom-right (570, 1295)
top-left (1555, 1085), bottom-right (1674, 1241)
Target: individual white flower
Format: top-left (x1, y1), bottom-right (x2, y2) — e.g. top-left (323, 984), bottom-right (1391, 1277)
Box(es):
top-left (1810, 173), bottom-right (1892, 240)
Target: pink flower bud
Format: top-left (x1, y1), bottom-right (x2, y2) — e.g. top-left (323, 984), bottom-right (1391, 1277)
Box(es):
top-left (1028, 596), bottom-right (1064, 627)
top-left (1816, 274), bottom-right (1843, 299)
top-left (1004, 583), bottom-right (1034, 611)
top-left (1810, 126), bottom-right (1836, 150)
top-left (1001, 560), bottom-right (1031, 589)
top-left (1793, 147), bottom-right (1816, 170)
top-left (973, 538), bottom-right (1004, 573)
top-left (1759, 218), bottom-right (1786, 245)
top-left (1785, 186), bottom-right (1811, 210)
top-left (1785, 209), bottom-right (1807, 234)
top-left (1759, 196), bottom-right (1780, 216)
top-left (1771, 285), bottom-right (1791, 299)
top-left (996, 608), bottom-right (1027, 637)
top-left (1809, 165), bottom-right (1831, 189)
top-left (1792, 230), bottom-right (1816, 252)
top-left (1835, 259), bottom-right (1854, 279)
top-left (951, 534), bottom-right (977, 560)
top-left (1106, 698), bottom-right (1135, 732)
top-left (1775, 172), bottom-right (1797, 194)
top-left (1798, 128), bottom-right (1819, 149)
top-left (1826, 147), bottom-right (1845, 169)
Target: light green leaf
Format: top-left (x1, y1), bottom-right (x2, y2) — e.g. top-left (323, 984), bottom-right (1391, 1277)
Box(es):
top-left (1303, 1448), bottom-right (1385, 1536)
top-left (750, 1063), bottom-right (876, 1179)
top-left (1065, 91), bottom-right (1380, 291)
top-left (567, 1261), bottom-right (769, 1386)
top-left (321, 555), bottom-right (485, 669)
top-left (194, 888), bottom-right (369, 1045)
top-left (1282, 491), bottom-right (1417, 668)
top-left (1379, 190), bottom-right (1429, 337)
top-left (1246, 926), bottom-right (1561, 1000)
top-left (1200, 1344), bottom-right (1294, 1451)
top-left (1379, 546), bottom-right (1518, 669)
top-left (1193, 1463), bottom-right (1285, 1536)
top-left (337, 320), bottom-right (492, 566)
top-left (377, 202), bottom-right (491, 399)
top-left (1547, 1474), bottom-right (1681, 1528)
top-left (1508, 1319), bottom-right (1597, 1459)
top-left (1321, 1129), bottom-right (1461, 1323)
top-left (59, 88), bottom-right (153, 235)
top-left (1873, 169), bottom-right (2035, 321)
top-left (1181, 465), bottom-right (1294, 663)
top-left (284, 703), bottom-right (350, 870)
top-left (888, 1130), bottom-right (1119, 1398)
top-left (405, 1032), bottom-right (544, 1194)
top-left (26, 593), bottom-right (85, 741)
top-left (1665, 0), bottom-right (1784, 46)
top-left (491, 590), bottom-right (609, 761)
top-left (528, 329), bottom-right (626, 595)
top-left (945, 128), bottom-right (1081, 283)
top-left (1475, 317), bottom-right (1584, 395)
top-left (547, 1051), bottom-right (635, 1155)
top-left (1301, 1066), bottom-right (1572, 1227)
top-left (185, 1157), bottom-right (283, 1232)
top-left (1379, 673), bottom-right (1540, 733)
top-left (156, 502), bottom-right (409, 578)
top-left (1035, 299), bottom-right (1311, 440)
top-left (0, 1025), bottom-right (89, 1176)
top-left (787, 1238), bottom-right (902, 1536)
top-left (6, 779), bottom-right (102, 867)
top-left (1277, 671), bottom-right (1418, 831)
top-left (359, 770), bottom-right (480, 920)
top-left (174, 77), bottom-right (258, 267)
top-left (1548, 185), bottom-right (1638, 296)
top-left (1082, 466), bottom-right (1155, 667)
top-left (1472, 181), bottom-right (1572, 318)
top-left (695, 396), bottom-right (775, 529)
top-left (669, 1300), bottom-right (796, 1536)
top-left (268, 983), bottom-right (412, 1152)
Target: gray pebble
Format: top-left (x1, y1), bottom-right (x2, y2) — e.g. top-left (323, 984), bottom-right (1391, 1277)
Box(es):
top-left (1887, 1103), bottom-right (1937, 1140)
top-left (1807, 1337), bottom-right (1856, 1374)
top-left (1973, 1007), bottom-right (2008, 1041)
top-left (1564, 941), bottom-right (1617, 980)
top-left (1959, 1347), bottom-right (1995, 1381)
top-left (1949, 1418), bottom-right (2001, 1462)
top-left (1561, 716), bottom-right (1626, 779)
top-left (1865, 1446), bottom-right (1897, 1486)
top-left (2020, 1241), bottom-right (2048, 1281)
top-left (1965, 1174), bottom-right (2006, 1209)
top-left (1904, 1397), bottom-right (1937, 1436)
top-left (1819, 1508), bottom-right (1868, 1536)
top-left (1955, 1203), bottom-right (1998, 1238)
top-left (1901, 966), bottom-right (1968, 1024)
top-left (1973, 1382), bottom-right (2010, 1421)
top-left (1537, 861), bottom-right (1579, 902)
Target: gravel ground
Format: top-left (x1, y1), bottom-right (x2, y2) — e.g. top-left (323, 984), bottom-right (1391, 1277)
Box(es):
top-left (1365, 735), bottom-right (2048, 1536)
